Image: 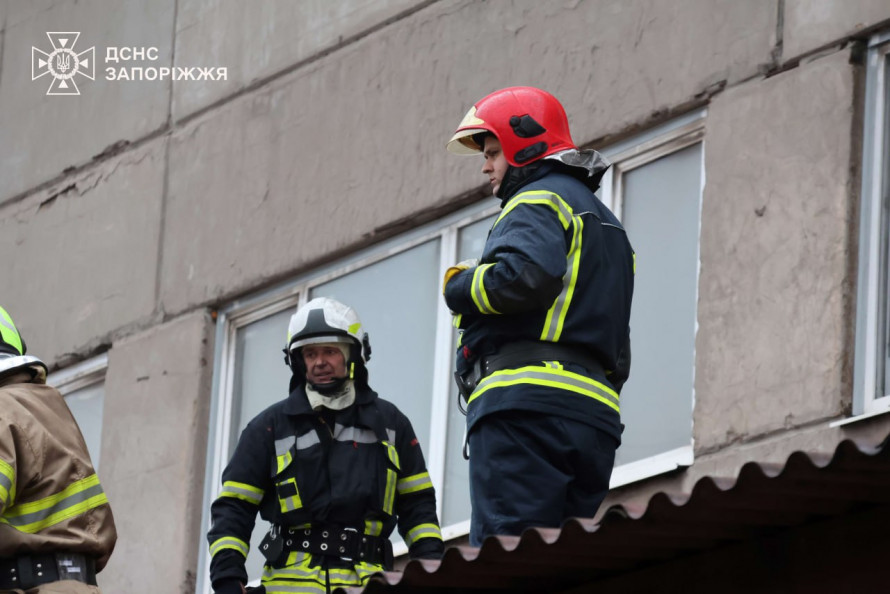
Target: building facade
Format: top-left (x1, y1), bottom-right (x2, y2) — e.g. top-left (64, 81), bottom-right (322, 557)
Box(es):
top-left (1, 1), bottom-right (889, 592)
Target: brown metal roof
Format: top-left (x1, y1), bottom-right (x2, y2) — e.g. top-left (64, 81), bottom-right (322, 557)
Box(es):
top-left (341, 436), bottom-right (890, 593)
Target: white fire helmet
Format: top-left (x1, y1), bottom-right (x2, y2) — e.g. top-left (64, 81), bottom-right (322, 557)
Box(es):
top-left (285, 297), bottom-right (371, 364)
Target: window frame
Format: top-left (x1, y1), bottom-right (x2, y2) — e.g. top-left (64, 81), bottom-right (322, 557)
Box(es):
top-left (47, 353), bottom-right (108, 395)
top-left (598, 108), bottom-right (706, 487)
top-left (848, 31), bottom-right (890, 422)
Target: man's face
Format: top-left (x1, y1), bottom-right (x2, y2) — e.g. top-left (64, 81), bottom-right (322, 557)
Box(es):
top-left (302, 343), bottom-right (347, 384)
top-left (481, 136), bottom-right (509, 196)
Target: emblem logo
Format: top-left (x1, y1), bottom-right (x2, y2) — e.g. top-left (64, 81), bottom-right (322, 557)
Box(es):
top-left (32, 32), bottom-right (95, 96)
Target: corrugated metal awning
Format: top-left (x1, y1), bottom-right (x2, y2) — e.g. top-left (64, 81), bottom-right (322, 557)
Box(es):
top-left (342, 436), bottom-right (890, 593)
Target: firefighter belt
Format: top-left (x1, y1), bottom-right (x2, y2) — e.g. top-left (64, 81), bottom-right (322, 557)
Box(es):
top-left (0, 553), bottom-right (97, 590)
top-left (260, 524), bottom-right (392, 568)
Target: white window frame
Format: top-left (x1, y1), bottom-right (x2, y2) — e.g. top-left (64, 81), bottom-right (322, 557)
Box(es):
top-left (196, 199), bottom-right (499, 593)
top-left (841, 31), bottom-right (890, 426)
top-left (47, 353), bottom-right (108, 395)
top-left (598, 109), bottom-right (706, 487)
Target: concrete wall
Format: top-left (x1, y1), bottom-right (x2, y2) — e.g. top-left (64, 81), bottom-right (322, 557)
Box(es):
top-left (2, 0), bottom-right (890, 592)
top-left (100, 311), bottom-right (214, 593)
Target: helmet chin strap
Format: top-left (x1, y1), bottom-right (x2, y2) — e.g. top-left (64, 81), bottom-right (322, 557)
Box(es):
top-left (308, 376), bottom-right (349, 395)
top-left (306, 377), bottom-right (356, 411)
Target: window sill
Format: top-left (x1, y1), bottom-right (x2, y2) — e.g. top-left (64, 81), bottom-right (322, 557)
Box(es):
top-left (829, 406), bottom-right (890, 428)
top-left (609, 445), bottom-right (694, 489)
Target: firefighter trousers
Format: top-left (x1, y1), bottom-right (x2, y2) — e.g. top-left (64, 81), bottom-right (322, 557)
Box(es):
top-left (468, 409), bottom-right (618, 547)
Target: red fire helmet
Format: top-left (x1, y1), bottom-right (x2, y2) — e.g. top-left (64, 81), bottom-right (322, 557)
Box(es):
top-left (447, 86), bottom-right (577, 167)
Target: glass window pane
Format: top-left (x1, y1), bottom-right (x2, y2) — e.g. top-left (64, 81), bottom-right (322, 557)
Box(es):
top-left (229, 307), bottom-right (294, 583)
top-left (64, 382), bottom-right (104, 470)
top-left (617, 143), bottom-right (701, 465)
top-left (310, 240), bottom-right (441, 453)
top-left (231, 309), bottom-right (294, 449)
top-left (442, 215), bottom-right (495, 527)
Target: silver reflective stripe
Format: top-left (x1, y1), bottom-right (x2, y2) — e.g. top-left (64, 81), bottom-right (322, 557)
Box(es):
top-left (332, 424), bottom-right (377, 443)
top-left (3, 483), bottom-right (105, 528)
top-left (397, 473), bottom-right (432, 494)
top-left (386, 428), bottom-right (396, 443)
top-left (0, 315), bottom-right (15, 332)
top-left (275, 436), bottom-right (296, 457)
top-left (296, 431), bottom-right (320, 450)
top-left (476, 367), bottom-right (619, 408)
top-left (0, 472), bottom-right (11, 496)
top-left (221, 482), bottom-right (263, 504)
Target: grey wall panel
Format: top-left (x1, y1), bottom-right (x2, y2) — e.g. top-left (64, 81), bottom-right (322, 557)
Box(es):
top-left (99, 311), bottom-right (214, 594)
top-left (696, 49), bottom-right (855, 451)
top-left (172, 0), bottom-right (428, 120)
top-left (0, 140), bottom-right (165, 367)
top-left (784, 0), bottom-right (890, 60)
top-left (0, 0), bottom-right (174, 204)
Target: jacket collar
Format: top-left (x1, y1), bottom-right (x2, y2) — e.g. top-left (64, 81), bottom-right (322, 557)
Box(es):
top-left (497, 148), bottom-right (611, 203)
top-left (283, 381), bottom-right (378, 416)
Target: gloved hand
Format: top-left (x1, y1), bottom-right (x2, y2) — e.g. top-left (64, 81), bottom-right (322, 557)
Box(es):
top-left (442, 258), bottom-right (479, 294)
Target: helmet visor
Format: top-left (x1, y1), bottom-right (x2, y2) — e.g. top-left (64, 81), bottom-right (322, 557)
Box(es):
top-left (447, 128), bottom-right (488, 154)
top-left (290, 334), bottom-right (354, 353)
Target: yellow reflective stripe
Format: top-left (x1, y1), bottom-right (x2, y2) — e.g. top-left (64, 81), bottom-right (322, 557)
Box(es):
top-left (0, 307), bottom-right (23, 355)
top-left (0, 458), bottom-right (14, 511)
top-left (493, 190), bottom-right (572, 231)
top-left (0, 474), bottom-right (108, 533)
top-left (351, 561), bottom-right (386, 583)
top-left (397, 471), bottom-right (433, 495)
top-left (261, 581), bottom-right (326, 594)
top-left (276, 449), bottom-right (293, 475)
top-left (328, 566), bottom-right (372, 583)
top-left (364, 518), bottom-right (384, 536)
top-left (405, 522), bottom-right (443, 547)
top-left (277, 477), bottom-right (303, 513)
top-left (382, 441), bottom-right (400, 471)
top-left (383, 469), bottom-right (397, 515)
top-left (541, 214), bottom-right (583, 342)
top-left (468, 365), bottom-right (619, 413)
top-left (220, 480), bottom-right (264, 505)
top-left (210, 535), bottom-right (249, 559)
top-left (470, 263), bottom-right (500, 315)
top-left (263, 561), bottom-right (323, 582)
top-left (633, 251), bottom-right (637, 274)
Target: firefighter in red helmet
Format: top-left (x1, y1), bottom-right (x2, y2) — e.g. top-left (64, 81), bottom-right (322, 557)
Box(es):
top-left (443, 87), bottom-right (635, 546)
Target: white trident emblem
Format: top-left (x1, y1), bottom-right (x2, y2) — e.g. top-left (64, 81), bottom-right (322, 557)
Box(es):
top-left (32, 32), bottom-right (95, 96)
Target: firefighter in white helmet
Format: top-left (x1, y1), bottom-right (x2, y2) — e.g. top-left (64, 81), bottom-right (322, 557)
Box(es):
top-left (0, 305), bottom-right (117, 593)
top-left (207, 298), bottom-right (443, 594)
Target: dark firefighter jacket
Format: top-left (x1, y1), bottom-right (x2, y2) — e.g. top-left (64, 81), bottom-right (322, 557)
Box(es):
top-left (444, 153), bottom-right (635, 442)
top-left (207, 383), bottom-right (443, 592)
